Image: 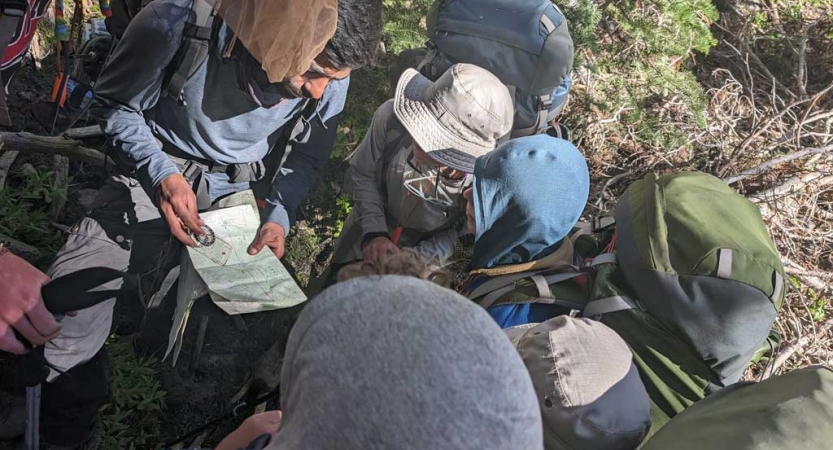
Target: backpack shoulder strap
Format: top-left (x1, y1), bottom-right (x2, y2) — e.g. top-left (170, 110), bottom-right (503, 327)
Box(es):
top-left (474, 270), bottom-right (585, 310)
top-left (164, 0), bottom-right (215, 100)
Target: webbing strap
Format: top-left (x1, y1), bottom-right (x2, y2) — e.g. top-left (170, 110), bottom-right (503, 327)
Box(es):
top-left (589, 253), bottom-right (617, 267)
top-left (531, 274), bottom-right (553, 299)
top-left (543, 271), bottom-right (583, 285)
top-left (469, 269), bottom-right (547, 300)
top-left (583, 295), bottom-right (636, 317)
top-left (717, 248), bottom-right (733, 279)
top-left (771, 271), bottom-right (784, 304)
top-left (165, 0), bottom-right (214, 100)
top-left (478, 285), bottom-right (516, 310)
top-left (477, 271), bottom-right (583, 310)
top-left (540, 13), bottom-right (556, 33)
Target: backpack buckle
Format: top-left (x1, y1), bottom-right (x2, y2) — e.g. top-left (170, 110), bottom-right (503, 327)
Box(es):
top-left (537, 94), bottom-right (552, 111)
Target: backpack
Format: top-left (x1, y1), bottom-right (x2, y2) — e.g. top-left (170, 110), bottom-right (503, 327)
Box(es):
top-left (640, 366), bottom-right (833, 450)
top-left (468, 172), bottom-right (786, 433)
top-left (397, 0), bottom-right (574, 138)
top-left (104, 0), bottom-right (215, 101)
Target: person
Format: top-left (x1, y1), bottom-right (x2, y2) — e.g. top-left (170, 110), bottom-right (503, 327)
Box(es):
top-left (3, 0), bottom-right (383, 447)
top-left (326, 63), bottom-right (513, 277)
top-left (505, 317), bottom-right (652, 450)
top-left (461, 134), bottom-right (590, 328)
top-left (459, 136), bottom-right (655, 449)
top-left (0, 243), bottom-right (58, 355)
top-left (213, 275), bottom-right (543, 450)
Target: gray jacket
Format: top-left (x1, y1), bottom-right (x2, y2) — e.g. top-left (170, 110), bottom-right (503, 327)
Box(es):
top-left (331, 100), bottom-right (469, 264)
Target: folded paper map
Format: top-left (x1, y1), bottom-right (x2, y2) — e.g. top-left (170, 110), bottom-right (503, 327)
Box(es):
top-left (164, 191), bottom-right (306, 362)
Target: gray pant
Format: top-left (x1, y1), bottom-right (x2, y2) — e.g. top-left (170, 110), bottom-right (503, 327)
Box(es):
top-left (44, 175), bottom-right (180, 378)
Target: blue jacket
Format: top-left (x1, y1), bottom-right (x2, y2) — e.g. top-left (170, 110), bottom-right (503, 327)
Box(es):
top-left (96, 0), bottom-right (348, 232)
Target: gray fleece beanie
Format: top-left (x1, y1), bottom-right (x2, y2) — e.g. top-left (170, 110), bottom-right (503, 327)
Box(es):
top-left (269, 275), bottom-right (543, 450)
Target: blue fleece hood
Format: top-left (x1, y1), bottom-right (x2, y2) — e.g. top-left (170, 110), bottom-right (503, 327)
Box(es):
top-left (472, 135), bottom-right (589, 269)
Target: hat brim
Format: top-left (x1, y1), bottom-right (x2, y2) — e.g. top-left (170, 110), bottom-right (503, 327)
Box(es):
top-left (393, 68), bottom-right (495, 173)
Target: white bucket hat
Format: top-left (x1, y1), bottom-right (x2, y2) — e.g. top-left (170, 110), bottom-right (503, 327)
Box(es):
top-left (393, 63), bottom-right (513, 173)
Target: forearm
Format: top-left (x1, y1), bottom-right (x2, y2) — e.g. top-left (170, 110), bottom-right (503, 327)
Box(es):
top-left (412, 225), bottom-right (467, 264)
top-left (95, 0), bottom-right (187, 196)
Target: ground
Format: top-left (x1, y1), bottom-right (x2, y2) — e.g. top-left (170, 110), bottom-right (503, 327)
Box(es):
top-left (0, 0), bottom-right (831, 448)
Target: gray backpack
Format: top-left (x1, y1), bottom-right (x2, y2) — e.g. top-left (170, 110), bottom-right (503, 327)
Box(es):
top-left (420, 0), bottom-right (574, 137)
top-left (105, 0), bottom-right (215, 101)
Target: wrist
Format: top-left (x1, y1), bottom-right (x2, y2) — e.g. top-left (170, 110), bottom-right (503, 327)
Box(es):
top-left (361, 232), bottom-right (390, 247)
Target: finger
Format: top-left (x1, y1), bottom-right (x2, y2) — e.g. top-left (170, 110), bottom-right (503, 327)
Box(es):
top-left (25, 297), bottom-right (62, 337)
top-left (65, 311), bottom-right (78, 317)
top-left (11, 314), bottom-right (53, 347)
top-left (269, 239), bottom-right (285, 259)
top-left (0, 324), bottom-right (27, 355)
top-left (248, 235), bottom-right (265, 255)
top-left (162, 203), bottom-right (196, 246)
top-left (175, 201), bottom-right (204, 236)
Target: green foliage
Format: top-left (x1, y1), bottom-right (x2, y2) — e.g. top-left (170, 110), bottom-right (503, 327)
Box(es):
top-left (382, 0), bottom-right (433, 54)
top-left (99, 336), bottom-right (166, 450)
top-left (333, 194), bottom-right (353, 236)
top-left (559, 0), bottom-right (718, 152)
top-left (608, 0), bottom-right (717, 56)
top-left (0, 167), bottom-right (69, 264)
top-left (809, 296), bottom-right (826, 322)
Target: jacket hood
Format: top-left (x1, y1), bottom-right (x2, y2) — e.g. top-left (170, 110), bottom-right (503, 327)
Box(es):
top-left (270, 275), bottom-right (543, 450)
top-left (472, 135), bottom-right (589, 269)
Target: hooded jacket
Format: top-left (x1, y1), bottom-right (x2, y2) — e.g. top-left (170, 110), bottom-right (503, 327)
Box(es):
top-left (466, 135), bottom-right (590, 327)
top-left (253, 275), bottom-right (543, 450)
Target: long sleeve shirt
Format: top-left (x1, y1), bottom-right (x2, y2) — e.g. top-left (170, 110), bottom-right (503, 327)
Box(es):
top-left (95, 0), bottom-right (348, 232)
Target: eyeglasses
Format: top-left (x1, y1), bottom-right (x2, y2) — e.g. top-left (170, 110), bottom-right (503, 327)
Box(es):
top-left (403, 152), bottom-right (466, 208)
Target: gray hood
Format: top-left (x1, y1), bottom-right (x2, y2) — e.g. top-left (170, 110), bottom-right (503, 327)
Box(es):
top-left (269, 275), bottom-right (543, 450)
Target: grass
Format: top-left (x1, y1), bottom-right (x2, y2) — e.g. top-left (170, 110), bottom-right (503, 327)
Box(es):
top-left (0, 166), bottom-right (69, 267)
top-left (98, 336), bottom-right (166, 450)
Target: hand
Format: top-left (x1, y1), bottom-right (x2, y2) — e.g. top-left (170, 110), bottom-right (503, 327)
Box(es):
top-left (158, 174), bottom-right (204, 246)
top-left (248, 222), bottom-right (286, 258)
top-left (215, 410), bottom-right (282, 450)
top-left (362, 236), bottom-right (399, 264)
top-left (0, 252), bottom-right (60, 354)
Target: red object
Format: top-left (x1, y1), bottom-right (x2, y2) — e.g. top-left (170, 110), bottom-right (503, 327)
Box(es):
top-left (390, 226), bottom-right (403, 245)
top-left (1, 0), bottom-right (51, 72)
top-left (51, 72), bottom-right (68, 106)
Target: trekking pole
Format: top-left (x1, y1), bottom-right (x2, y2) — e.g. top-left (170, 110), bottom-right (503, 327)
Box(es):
top-left (25, 384), bottom-right (40, 450)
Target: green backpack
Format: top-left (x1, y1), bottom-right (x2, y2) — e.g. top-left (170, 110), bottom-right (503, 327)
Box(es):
top-left (468, 172), bottom-right (786, 432)
top-left (640, 366), bottom-right (833, 450)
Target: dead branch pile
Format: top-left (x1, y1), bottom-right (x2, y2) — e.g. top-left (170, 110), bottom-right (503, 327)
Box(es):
top-left (570, 3), bottom-right (832, 378)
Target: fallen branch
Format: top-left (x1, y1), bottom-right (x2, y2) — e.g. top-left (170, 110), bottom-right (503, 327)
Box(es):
top-left (0, 233), bottom-right (41, 264)
top-left (784, 267), bottom-right (833, 280)
top-left (0, 149), bottom-right (18, 190)
top-left (63, 125), bottom-right (104, 140)
top-left (765, 318), bottom-right (833, 379)
top-left (0, 132), bottom-right (115, 171)
top-left (781, 256), bottom-right (828, 292)
top-left (751, 173), bottom-right (833, 201)
top-left (725, 144), bottom-right (833, 184)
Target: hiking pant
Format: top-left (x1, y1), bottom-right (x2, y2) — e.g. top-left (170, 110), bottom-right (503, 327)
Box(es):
top-left (40, 175), bottom-right (181, 446)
